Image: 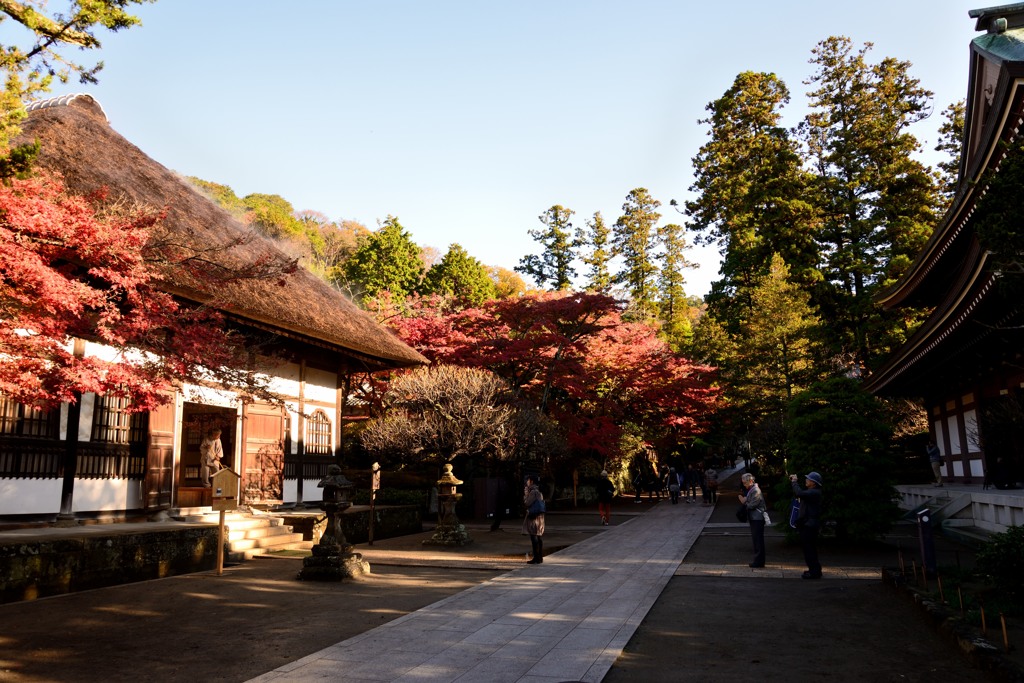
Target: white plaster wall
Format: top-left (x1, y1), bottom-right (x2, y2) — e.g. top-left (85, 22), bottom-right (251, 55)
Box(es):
top-left (267, 362), bottom-right (301, 399)
top-left (305, 367), bottom-right (338, 405)
top-left (71, 478), bottom-right (142, 512)
top-left (933, 420), bottom-right (946, 455)
top-left (964, 409), bottom-right (981, 452)
top-left (283, 478), bottom-right (327, 505)
top-left (0, 479), bottom-right (62, 515)
top-left (286, 401), bottom-right (300, 454)
top-left (946, 415), bottom-right (961, 454)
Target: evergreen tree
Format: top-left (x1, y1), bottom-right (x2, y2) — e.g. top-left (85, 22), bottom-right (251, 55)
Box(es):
top-left (0, 0), bottom-right (148, 177)
top-left (516, 204), bottom-right (578, 290)
top-left (935, 100), bottom-right (965, 212)
top-left (684, 71), bottom-right (818, 331)
top-left (656, 222), bottom-right (696, 349)
top-left (786, 376), bottom-right (900, 541)
top-left (342, 216), bottom-right (424, 304)
top-left (421, 243), bottom-right (497, 306)
top-left (802, 37), bottom-right (941, 368)
top-left (612, 188), bottom-right (661, 317)
top-left (576, 211), bottom-right (613, 292)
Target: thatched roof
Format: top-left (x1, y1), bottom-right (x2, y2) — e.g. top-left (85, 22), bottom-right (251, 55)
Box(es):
top-left (18, 94), bottom-right (426, 371)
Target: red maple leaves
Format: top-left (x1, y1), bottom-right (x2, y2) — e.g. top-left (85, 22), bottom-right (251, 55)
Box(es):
top-left (388, 291), bottom-right (721, 458)
top-left (0, 173), bottom-right (268, 411)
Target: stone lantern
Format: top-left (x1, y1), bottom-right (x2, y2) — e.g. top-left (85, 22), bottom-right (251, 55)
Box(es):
top-left (423, 462), bottom-right (472, 546)
top-left (298, 464), bottom-right (369, 580)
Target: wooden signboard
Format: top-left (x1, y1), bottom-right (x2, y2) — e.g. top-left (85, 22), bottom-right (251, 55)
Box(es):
top-left (211, 468), bottom-right (240, 512)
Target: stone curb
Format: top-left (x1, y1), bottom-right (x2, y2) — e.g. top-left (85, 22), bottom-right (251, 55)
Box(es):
top-left (882, 567), bottom-right (1024, 682)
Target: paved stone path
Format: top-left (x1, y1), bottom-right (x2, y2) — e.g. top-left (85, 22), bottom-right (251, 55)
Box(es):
top-left (249, 499), bottom-right (712, 683)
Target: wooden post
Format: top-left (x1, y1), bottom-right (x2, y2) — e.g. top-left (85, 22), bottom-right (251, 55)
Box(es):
top-left (369, 462), bottom-right (380, 546)
top-left (216, 509), bottom-right (226, 576)
top-left (1001, 613), bottom-right (1010, 652)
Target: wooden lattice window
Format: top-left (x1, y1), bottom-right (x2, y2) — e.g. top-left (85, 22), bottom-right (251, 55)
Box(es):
top-left (90, 393), bottom-right (146, 444)
top-left (305, 409), bottom-right (332, 456)
top-left (0, 395), bottom-right (58, 438)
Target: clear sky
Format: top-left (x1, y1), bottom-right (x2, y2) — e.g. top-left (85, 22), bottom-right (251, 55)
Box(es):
top-left (38, 0), bottom-right (983, 296)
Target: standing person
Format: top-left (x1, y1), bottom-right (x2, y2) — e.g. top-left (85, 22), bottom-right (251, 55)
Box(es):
top-left (926, 440), bottom-right (944, 487)
top-left (738, 472), bottom-right (768, 568)
top-left (200, 427), bottom-right (224, 487)
top-left (704, 463), bottom-right (719, 505)
top-left (523, 475), bottom-right (546, 564)
top-left (791, 471), bottom-right (823, 579)
top-left (596, 470), bottom-right (615, 525)
top-left (684, 463), bottom-right (699, 503)
top-left (666, 467), bottom-right (682, 504)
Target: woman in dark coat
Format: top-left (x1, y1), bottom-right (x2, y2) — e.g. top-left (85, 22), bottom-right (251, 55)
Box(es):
top-left (523, 475), bottom-right (545, 564)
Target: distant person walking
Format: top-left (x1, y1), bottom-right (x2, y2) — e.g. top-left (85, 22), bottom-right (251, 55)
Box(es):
top-left (523, 475), bottom-right (546, 564)
top-left (684, 463), bottom-right (700, 503)
top-left (597, 470), bottom-right (615, 525)
top-left (666, 467), bottom-right (682, 504)
top-left (738, 472), bottom-right (768, 568)
top-left (791, 471), bottom-right (824, 579)
top-left (703, 463), bottom-right (719, 505)
top-left (927, 441), bottom-right (944, 487)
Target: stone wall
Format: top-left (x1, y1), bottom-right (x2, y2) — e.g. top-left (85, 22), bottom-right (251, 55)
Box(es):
top-left (281, 505), bottom-right (422, 544)
top-left (0, 527), bottom-right (218, 604)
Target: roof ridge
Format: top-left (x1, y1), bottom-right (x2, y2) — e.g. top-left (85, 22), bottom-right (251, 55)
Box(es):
top-left (25, 93), bottom-right (108, 122)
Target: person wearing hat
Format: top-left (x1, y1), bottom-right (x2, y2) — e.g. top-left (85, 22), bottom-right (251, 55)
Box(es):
top-left (790, 471), bottom-right (824, 579)
top-left (597, 470), bottom-right (616, 525)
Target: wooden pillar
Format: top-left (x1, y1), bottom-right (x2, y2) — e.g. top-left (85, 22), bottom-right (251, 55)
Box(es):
top-left (57, 339), bottom-right (86, 520)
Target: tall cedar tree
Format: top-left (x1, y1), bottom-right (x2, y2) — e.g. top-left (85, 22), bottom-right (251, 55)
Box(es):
top-left (0, 174), bottom-right (281, 410)
top-left (802, 37), bottom-right (941, 369)
top-left (575, 211), bottom-right (613, 293)
top-left (516, 204), bottom-right (577, 290)
top-left (733, 254), bottom-right (822, 462)
top-left (0, 0), bottom-right (148, 176)
top-left (684, 71), bottom-right (818, 332)
top-left (612, 188), bottom-right (661, 318)
top-left (656, 222), bottom-right (696, 350)
top-left (934, 100), bottom-right (965, 212)
top-left (342, 215), bottom-right (424, 304)
top-left (420, 243), bottom-right (497, 306)
top-left (388, 292), bottom-right (721, 461)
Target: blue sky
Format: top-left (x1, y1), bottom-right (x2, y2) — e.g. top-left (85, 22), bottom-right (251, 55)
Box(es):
top-left (39, 0), bottom-right (983, 296)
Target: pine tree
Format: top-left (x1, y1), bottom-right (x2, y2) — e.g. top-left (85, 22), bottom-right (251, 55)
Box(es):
top-left (612, 188), bottom-right (661, 318)
top-left (656, 222), bottom-right (696, 349)
top-left (421, 243), bottom-right (497, 306)
top-left (576, 211), bottom-right (613, 293)
top-left (516, 205), bottom-right (578, 290)
top-left (684, 71), bottom-right (818, 331)
top-left (802, 37), bottom-right (941, 367)
top-left (342, 216), bottom-right (424, 303)
top-left (935, 100), bottom-right (965, 212)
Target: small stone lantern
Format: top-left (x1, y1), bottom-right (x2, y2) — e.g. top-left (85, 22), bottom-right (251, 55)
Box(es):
top-left (423, 462), bottom-right (472, 546)
top-left (298, 465), bottom-right (369, 580)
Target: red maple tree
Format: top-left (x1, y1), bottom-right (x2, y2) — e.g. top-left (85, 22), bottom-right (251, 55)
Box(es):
top-left (389, 291), bottom-right (721, 460)
top-left (0, 173), bottom-right (277, 411)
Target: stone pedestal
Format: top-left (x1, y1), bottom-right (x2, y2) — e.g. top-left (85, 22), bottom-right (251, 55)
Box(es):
top-left (298, 465), bottom-right (370, 581)
top-left (423, 463), bottom-right (473, 547)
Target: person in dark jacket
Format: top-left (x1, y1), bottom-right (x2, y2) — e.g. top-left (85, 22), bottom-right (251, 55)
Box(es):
top-left (596, 470), bottom-right (615, 525)
top-left (791, 471), bottom-right (824, 579)
top-left (523, 475), bottom-right (546, 563)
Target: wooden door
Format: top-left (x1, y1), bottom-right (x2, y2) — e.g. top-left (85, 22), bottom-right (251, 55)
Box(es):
top-left (143, 397), bottom-right (175, 511)
top-left (241, 402), bottom-right (285, 505)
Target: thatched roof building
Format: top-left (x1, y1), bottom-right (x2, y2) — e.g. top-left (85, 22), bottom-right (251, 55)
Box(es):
top-left (19, 94), bottom-right (426, 372)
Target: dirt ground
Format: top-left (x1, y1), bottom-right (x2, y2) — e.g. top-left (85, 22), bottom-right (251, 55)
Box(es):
top-left (0, 481), bottom-right (1016, 683)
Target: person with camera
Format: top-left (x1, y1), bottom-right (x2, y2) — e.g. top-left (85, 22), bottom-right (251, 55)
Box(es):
top-left (791, 471), bottom-right (824, 579)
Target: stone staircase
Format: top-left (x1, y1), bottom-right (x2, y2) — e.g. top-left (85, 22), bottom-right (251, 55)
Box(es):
top-left (174, 508), bottom-right (307, 561)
